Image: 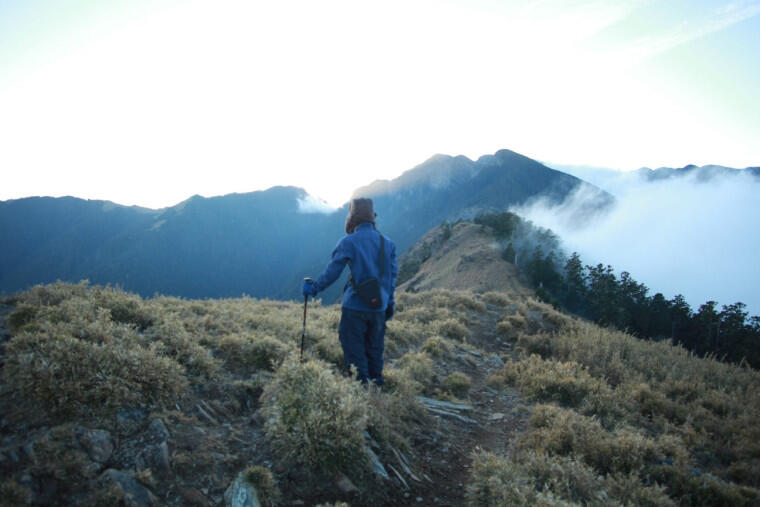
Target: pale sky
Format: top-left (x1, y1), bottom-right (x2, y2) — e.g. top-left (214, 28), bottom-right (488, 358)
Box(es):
top-left (1, 0), bottom-right (759, 208)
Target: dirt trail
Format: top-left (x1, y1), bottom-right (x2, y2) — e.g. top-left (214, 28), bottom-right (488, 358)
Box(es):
top-left (377, 303), bottom-right (528, 507)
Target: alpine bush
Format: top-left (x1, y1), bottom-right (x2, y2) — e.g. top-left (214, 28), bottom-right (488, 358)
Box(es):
top-left (260, 357), bottom-right (370, 474)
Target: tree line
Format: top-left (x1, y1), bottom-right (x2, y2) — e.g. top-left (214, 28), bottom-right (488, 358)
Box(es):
top-left (473, 211), bottom-right (759, 369)
top-left (527, 249), bottom-right (760, 369)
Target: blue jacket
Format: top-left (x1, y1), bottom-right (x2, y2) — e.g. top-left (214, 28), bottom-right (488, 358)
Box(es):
top-left (313, 222), bottom-right (398, 312)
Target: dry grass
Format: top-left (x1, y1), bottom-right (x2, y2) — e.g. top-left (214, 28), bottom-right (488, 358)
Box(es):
top-left (484, 318), bottom-right (760, 505)
top-left (8, 282), bottom-right (757, 505)
top-left (260, 357), bottom-right (370, 474)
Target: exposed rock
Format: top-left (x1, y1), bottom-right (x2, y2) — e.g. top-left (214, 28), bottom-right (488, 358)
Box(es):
top-left (336, 473), bottom-right (359, 494)
top-left (224, 472), bottom-right (262, 507)
top-left (367, 447), bottom-right (389, 480)
top-left (76, 427), bottom-right (114, 464)
top-left (117, 408), bottom-right (148, 435)
top-left (363, 430), bottom-right (380, 449)
top-left (488, 412), bottom-right (506, 421)
top-left (148, 418), bottom-right (170, 442)
top-left (485, 354), bottom-right (505, 368)
top-left (99, 469), bottom-right (159, 507)
top-left (136, 441), bottom-right (171, 476)
top-left (181, 487), bottom-right (211, 507)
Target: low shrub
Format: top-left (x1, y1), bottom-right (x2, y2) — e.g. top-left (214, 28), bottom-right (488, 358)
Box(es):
top-left (420, 336), bottom-right (453, 358)
top-left (92, 286), bottom-right (155, 330)
top-left (396, 352), bottom-right (434, 387)
top-left (467, 448), bottom-right (676, 507)
top-left (481, 291), bottom-right (511, 307)
top-left (244, 466), bottom-right (279, 505)
top-left (496, 319), bottom-right (515, 338)
top-left (3, 330), bottom-right (188, 420)
top-left (6, 303), bottom-right (38, 333)
top-left (518, 405), bottom-right (685, 476)
top-left (466, 450), bottom-right (537, 506)
top-left (436, 318), bottom-right (469, 341)
top-left (260, 357), bottom-right (369, 474)
top-left (385, 320), bottom-right (428, 347)
top-left (429, 290), bottom-right (487, 313)
top-left (489, 355), bottom-right (611, 408)
top-left (383, 367), bottom-right (424, 396)
top-left (442, 371), bottom-right (472, 397)
top-left (147, 316), bottom-right (219, 379)
top-left (314, 337), bottom-right (345, 369)
top-left (217, 333), bottom-right (290, 372)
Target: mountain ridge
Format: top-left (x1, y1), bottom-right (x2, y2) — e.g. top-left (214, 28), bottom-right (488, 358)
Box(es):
top-left (1, 149), bottom-right (609, 299)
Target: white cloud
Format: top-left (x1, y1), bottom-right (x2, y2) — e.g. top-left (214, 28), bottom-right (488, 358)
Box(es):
top-left (297, 194), bottom-right (338, 214)
top-left (514, 170), bottom-right (760, 316)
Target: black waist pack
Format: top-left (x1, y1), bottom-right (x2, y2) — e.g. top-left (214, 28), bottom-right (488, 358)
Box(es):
top-left (353, 277), bottom-right (383, 309)
top-left (349, 233), bottom-right (385, 310)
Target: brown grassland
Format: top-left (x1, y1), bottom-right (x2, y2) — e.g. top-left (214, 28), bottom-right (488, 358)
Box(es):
top-left (0, 282), bottom-right (759, 505)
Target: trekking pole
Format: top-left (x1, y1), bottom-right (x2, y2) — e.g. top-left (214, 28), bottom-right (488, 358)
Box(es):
top-left (300, 278), bottom-right (312, 362)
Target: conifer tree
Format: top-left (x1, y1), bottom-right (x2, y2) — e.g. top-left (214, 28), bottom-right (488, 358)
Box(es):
top-left (563, 252), bottom-right (586, 314)
top-left (502, 242), bottom-right (516, 264)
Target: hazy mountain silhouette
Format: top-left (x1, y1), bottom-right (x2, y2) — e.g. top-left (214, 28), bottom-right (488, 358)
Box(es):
top-left (1, 149), bottom-right (608, 300)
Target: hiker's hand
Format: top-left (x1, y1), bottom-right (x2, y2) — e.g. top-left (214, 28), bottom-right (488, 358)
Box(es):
top-left (302, 279), bottom-right (317, 297)
top-left (385, 304), bottom-right (394, 321)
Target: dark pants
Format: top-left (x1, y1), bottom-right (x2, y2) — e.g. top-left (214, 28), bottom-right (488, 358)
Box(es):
top-left (338, 307), bottom-right (386, 385)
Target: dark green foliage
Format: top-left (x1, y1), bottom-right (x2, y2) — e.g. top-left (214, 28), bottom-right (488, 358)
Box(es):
top-left (502, 242), bottom-right (516, 263)
top-left (474, 211), bottom-right (521, 238)
top-left (441, 222), bottom-right (452, 240)
top-left (527, 247), bottom-right (562, 295)
top-left (6, 304), bottom-right (37, 332)
top-left (562, 252), bottom-right (586, 313)
top-left (548, 252), bottom-right (760, 368)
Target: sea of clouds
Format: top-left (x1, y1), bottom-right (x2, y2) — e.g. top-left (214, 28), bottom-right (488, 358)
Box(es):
top-left (514, 167), bottom-right (760, 316)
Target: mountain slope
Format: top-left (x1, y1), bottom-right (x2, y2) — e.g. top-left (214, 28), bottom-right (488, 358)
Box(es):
top-left (397, 221), bottom-right (533, 299)
top-left (0, 188), bottom-right (344, 299)
top-left (359, 149), bottom-right (610, 254)
top-left (1, 149), bottom-right (610, 299)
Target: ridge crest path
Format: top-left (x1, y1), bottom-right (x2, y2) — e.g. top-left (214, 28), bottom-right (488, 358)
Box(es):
top-left (397, 301), bottom-right (529, 506)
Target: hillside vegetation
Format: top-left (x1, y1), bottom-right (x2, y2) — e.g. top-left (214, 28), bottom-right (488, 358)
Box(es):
top-left (1, 282), bottom-right (759, 505)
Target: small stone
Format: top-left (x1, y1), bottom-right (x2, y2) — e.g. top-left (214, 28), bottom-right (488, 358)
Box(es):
top-left (486, 354), bottom-right (505, 368)
top-left (336, 473), bottom-right (359, 494)
top-left (488, 412), bottom-right (505, 421)
top-left (366, 447), bottom-right (389, 480)
top-left (99, 469), bottom-right (159, 507)
top-left (136, 442), bottom-right (171, 476)
top-left (417, 497), bottom-right (423, 502)
top-left (77, 428), bottom-right (115, 464)
top-left (148, 418), bottom-right (170, 442)
top-left (224, 471), bottom-right (262, 507)
top-left (404, 492), bottom-right (410, 498)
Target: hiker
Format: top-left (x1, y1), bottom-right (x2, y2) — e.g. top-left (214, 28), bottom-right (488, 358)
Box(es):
top-left (302, 198), bottom-right (397, 385)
